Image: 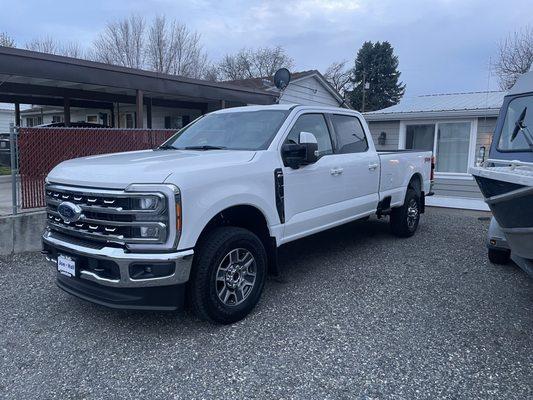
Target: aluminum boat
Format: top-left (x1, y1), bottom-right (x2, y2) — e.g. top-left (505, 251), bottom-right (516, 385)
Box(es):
top-left (470, 71), bottom-right (533, 276)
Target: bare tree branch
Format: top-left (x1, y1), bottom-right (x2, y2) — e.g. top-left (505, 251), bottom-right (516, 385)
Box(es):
top-left (494, 26), bottom-right (533, 89)
top-left (25, 36), bottom-right (60, 54)
top-left (92, 15), bottom-right (146, 68)
top-left (0, 32), bottom-right (15, 47)
top-left (218, 46), bottom-right (293, 80)
top-left (323, 60), bottom-right (352, 95)
top-left (146, 15), bottom-right (209, 78)
top-left (62, 42), bottom-right (83, 58)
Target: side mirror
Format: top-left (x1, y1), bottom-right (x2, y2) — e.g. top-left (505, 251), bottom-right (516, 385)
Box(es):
top-left (299, 131), bottom-right (318, 164)
top-left (281, 131), bottom-right (319, 169)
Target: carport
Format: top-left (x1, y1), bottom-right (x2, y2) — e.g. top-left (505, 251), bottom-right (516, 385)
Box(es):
top-left (0, 47), bottom-right (276, 128)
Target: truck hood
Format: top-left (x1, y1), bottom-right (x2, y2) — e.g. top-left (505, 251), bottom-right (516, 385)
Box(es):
top-left (47, 149), bottom-right (257, 189)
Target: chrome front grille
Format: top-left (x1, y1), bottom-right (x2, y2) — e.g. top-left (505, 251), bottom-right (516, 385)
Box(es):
top-left (45, 184), bottom-right (173, 248)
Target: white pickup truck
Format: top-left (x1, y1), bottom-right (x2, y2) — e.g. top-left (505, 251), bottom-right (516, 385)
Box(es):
top-left (42, 105), bottom-right (433, 323)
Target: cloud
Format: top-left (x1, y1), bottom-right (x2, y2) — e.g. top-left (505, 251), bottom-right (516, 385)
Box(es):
top-left (1, 0), bottom-right (532, 94)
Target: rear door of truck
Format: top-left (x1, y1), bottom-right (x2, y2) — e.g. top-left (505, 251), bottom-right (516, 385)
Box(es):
top-left (327, 112), bottom-right (380, 216)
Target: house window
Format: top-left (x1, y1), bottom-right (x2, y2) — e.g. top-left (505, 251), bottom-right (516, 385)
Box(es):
top-left (164, 116), bottom-right (183, 129)
top-left (120, 113), bottom-right (135, 129)
top-left (52, 115), bottom-right (63, 123)
top-left (435, 122), bottom-right (471, 173)
top-left (404, 121), bottom-right (474, 175)
top-left (87, 115), bottom-right (98, 124)
top-left (25, 116), bottom-right (43, 127)
top-left (406, 124), bottom-right (435, 151)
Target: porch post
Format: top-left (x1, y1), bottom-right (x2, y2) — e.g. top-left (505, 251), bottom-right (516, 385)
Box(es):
top-left (146, 98), bottom-right (152, 129)
top-left (63, 97), bottom-right (71, 127)
top-left (14, 103), bottom-right (20, 126)
top-left (136, 90), bottom-right (144, 128)
top-left (110, 106), bottom-right (115, 128)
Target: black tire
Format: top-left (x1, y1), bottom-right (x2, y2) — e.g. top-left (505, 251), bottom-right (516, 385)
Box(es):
top-left (390, 188), bottom-right (420, 238)
top-left (488, 248), bottom-right (510, 265)
top-left (188, 227), bottom-right (267, 324)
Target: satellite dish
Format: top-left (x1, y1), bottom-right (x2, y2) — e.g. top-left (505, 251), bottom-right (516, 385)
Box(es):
top-left (273, 68), bottom-right (291, 90)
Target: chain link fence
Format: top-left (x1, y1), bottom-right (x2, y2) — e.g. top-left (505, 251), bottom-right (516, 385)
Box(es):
top-left (17, 127), bottom-right (176, 209)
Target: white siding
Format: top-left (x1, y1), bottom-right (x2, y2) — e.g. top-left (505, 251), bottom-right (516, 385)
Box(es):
top-left (367, 121), bottom-right (401, 151)
top-left (279, 76), bottom-right (340, 107)
top-left (368, 116), bottom-right (498, 205)
top-left (476, 117), bottom-right (497, 160)
top-left (0, 110), bottom-right (14, 133)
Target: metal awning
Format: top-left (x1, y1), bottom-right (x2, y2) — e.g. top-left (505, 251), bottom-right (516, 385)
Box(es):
top-left (0, 47), bottom-right (277, 127)
top-left (0, 47), bottom-right (276, 106)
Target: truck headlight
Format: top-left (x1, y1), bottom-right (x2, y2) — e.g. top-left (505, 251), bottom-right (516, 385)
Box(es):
top-left (138, 196), bottom-right (159, 210)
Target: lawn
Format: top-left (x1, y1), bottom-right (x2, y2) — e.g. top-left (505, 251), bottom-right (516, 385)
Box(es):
top-left (0, 166), bottom-right (11, 175)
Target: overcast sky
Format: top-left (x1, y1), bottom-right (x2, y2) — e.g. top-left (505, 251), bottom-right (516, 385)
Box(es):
top-left (1, 0), bottom-right (532, 96)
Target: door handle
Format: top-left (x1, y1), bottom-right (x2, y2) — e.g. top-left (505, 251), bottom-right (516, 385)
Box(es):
top-left (368, 163), bottom-right (379, 171)
top-left (330, 168), bottom-right (343, 176)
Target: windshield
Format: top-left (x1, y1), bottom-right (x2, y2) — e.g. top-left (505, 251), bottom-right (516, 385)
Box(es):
top-left (162, 109), bottom-right (290, 151)
top-left (498, 95), bottom-right (533, 152)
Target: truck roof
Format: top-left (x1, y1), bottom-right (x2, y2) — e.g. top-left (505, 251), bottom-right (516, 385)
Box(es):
top-left (212, 104), bottom-right (361, 115)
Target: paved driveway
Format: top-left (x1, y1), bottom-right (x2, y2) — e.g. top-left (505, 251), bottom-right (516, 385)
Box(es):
top-left (0, 208), bottom-right (531, 399)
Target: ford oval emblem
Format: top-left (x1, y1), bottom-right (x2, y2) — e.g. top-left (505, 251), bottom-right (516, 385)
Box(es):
top-left (57, 201), bottom-right (82, 223)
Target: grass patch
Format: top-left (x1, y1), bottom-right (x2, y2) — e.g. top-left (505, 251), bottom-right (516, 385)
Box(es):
top-left (0, 166), bottom-right (11, 175)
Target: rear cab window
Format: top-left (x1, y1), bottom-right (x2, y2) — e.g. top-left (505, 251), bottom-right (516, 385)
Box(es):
top-left (330, 114), bottom-right (369, 154)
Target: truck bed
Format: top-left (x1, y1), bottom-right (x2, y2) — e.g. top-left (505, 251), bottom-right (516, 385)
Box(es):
top-left (378, 150), bottom-right (433, 208)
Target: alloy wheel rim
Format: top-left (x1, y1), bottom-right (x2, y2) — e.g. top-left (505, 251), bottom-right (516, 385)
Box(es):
top-left (215, 248), bottom-right (257, 306)
top-left (407, 198), bottom-right (419, 229)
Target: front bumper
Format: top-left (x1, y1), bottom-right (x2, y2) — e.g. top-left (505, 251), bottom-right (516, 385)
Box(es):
top-left (42, 229), bottom-right (194, 310)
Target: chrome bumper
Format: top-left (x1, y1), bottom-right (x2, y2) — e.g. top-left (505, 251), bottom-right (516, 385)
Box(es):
top-left (42, 229), bottom-right (194, 288)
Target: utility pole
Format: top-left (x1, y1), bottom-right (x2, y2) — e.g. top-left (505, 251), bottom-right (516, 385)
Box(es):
top-left (361, 71), bottom-right (366, 113)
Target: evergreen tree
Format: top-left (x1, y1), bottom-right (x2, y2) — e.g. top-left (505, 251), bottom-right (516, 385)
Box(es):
top-left (350, 41), bottom-right (405, 112)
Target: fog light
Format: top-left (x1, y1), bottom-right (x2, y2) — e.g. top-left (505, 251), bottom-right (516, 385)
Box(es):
top-left (129, 263), bottom-right (175, 279)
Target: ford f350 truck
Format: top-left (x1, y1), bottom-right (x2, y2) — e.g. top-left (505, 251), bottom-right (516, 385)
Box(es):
top-left (42, 105), bottom-right (433, 323)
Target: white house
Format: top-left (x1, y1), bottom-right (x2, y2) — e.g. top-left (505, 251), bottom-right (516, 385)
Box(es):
top-left (226, 70), bottom-right (347, 108)
top-left (364, 91), bottom-right (507, 210)
top-left (19, 104), bottom-right (202, 130)
top-left (0, 104), bottom-right (15, 134)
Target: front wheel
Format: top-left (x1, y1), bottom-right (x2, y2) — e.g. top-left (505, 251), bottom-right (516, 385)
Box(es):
top-left (188, 227), bottom-right (267, 324)
top-left (390, 188), bottom-right (420, 237)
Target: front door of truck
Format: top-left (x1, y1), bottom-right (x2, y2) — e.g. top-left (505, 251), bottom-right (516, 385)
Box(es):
top-left (281, 113), bottom-right (345, 241)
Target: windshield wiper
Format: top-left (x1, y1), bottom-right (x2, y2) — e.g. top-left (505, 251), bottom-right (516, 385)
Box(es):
top-left (183, 145), bottom-right (227, 150)
top-left (155, 144), bottom-right (177, 150)
top-left (511, 106), bottom-right (533, 149)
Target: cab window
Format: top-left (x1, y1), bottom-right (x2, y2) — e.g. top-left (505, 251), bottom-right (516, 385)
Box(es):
top-left (331, 114), bottom-right (368, 153)
top-left (285, 113), bottom-right (333, 157)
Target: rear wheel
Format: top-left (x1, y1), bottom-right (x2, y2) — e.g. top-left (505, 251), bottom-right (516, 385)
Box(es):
top-left (390, 188), bottom-right (420, 237)
top-left (188, 227), bottom-right (267, 324)
top-left (488, 248), bottom-right (510, 265)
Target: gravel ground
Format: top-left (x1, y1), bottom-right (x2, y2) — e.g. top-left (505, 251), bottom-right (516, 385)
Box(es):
top-left (0, 208), bottom-right (531, 399)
